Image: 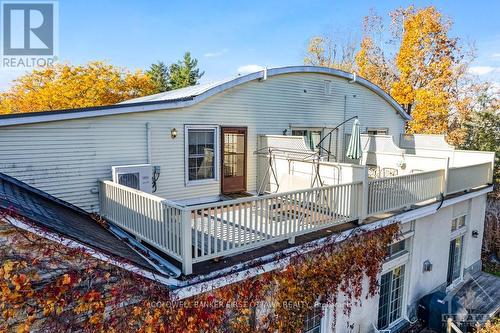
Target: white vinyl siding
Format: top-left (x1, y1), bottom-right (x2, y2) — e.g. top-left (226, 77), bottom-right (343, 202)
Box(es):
top-left (0, 73), bottom-right (406, 212)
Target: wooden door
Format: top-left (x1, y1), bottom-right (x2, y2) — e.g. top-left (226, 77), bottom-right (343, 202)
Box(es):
top-left (221, 127), bottom-right (247, 194)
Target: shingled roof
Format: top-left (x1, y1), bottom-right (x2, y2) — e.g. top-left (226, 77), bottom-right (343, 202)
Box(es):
top-left (0, 172), bottom-right (156, 271)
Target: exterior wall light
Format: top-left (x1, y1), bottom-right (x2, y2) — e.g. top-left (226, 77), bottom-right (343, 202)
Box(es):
top-left (171, 128), bottom-right (177, 139)
top-left (422, 260), bottom-right (433, 272)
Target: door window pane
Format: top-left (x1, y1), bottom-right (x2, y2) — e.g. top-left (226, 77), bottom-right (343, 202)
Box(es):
top-left (187, 129), bottom-right (215, 181)
top-left (223, 132), bottom-right (245, 178)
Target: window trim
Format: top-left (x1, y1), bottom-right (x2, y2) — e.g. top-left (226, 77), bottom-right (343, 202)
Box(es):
top-left (447, 235), bottom-right (465, 289)
top-left (451, 214), bottom-right (467, 233)
top-left (184, 124), bottom-right (220, 186)
top-left (291, 127), bottom-right (324, 152)
top-left (377, 264), bottom-right (407, 330)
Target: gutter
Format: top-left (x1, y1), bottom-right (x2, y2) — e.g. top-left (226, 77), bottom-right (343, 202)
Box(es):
top-left (170, 185), bottom-right (493, 299)
top-left (0, 66), bottom-right (411, 127)
top-left (6, 185), bottom-right (491, 298)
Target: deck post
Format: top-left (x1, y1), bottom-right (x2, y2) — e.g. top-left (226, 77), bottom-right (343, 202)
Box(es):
top-left (181, 208), bottom-right (193, 275)
top-left (359, 166), bottom-right (369, 222)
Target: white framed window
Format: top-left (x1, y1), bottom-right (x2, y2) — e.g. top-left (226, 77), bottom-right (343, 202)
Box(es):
top-left (366, 127), bottom-right (389, 135)
top-left (387, 239), bottom-right (406, 259)
top-left (377, 265), bottom-right (406, 329)
top-left (291, 128), bottom-right (323, 152)
top-left (185, 125), bottom-right (219, 185)
top-left (447, 236), bottom-right (464, 286)
top-left (303, 305), bottom-right (322, 333)
top-left (451, 215), bottom-right (466, 232)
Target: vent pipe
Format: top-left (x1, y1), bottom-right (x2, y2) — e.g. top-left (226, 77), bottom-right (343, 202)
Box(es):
top-left (261, 67), bottom-right (268, 81)
top-left (348, 72), bottom-right (357, 83)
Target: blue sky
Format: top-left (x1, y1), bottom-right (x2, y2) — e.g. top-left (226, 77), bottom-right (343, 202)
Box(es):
top-left (1, 0), bottom-right (499, 89)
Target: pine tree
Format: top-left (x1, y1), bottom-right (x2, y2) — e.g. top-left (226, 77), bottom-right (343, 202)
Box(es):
top-left (168, 52), bottom-right (204, 90)
top-left (146, 61), bottom-right (169, 93)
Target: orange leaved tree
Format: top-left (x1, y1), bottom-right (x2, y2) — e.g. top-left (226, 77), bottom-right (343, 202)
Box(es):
top-left (0, 61), bottom-right (156, 114)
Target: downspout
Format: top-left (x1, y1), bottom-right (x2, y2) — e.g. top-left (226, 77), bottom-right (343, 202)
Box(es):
top-left (146, 122), bottom-right (152, 164)
top-left (342, 95), bottom-right (347, 161)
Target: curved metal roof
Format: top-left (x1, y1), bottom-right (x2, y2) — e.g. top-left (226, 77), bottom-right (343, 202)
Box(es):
top-left (0, 66), bottom-right (410, 127)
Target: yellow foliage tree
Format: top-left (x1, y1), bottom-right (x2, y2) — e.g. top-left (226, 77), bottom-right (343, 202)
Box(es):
top-left (311, 7), bottom-right (472, 139)
top-left (304, 31), bottom-right (357, 72)
top-left (390, 6), bottom-right (462, 134)
top-left (0, 61), bottom-right (156, 114)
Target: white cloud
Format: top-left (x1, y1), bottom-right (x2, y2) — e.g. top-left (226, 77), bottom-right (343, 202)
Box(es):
top-left (237, 64), bottom-right (264, 74)
top-left (492, 53), bottom-right (500, 58)
top-left (204, 48), bottom-right (228, 57)
top-left (468, 66), bottom-right (497, 75)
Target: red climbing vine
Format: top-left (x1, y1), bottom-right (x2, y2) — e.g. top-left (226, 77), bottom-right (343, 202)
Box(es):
top-left (1, 207), bottom-right (399, 332)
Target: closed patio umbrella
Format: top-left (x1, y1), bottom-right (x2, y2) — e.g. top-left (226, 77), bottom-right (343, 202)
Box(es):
top-left (346, 118), bottom-right (362, 160)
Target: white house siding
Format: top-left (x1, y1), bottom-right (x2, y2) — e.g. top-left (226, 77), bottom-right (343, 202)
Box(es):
top-left (322, 194), bottom-right (487, 332)
top-left (0, 72), bottom-right (405, 212)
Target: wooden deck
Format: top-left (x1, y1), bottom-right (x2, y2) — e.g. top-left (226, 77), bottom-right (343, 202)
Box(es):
top-left (453, 271), bottom-right (500, 316)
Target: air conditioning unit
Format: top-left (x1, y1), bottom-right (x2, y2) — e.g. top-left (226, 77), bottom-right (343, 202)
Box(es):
top-left (111, 164), bottom-right (152, 193)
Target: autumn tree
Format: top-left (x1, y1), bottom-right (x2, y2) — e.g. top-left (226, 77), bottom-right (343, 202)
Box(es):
top-left (355, 9), bottom-right (396, 93)
top-left (304, 30), bottom-right (358, 72)
top-left (0, 61), bottom-right (156, 114)
top-left (146, 61), bottom-right (170, 93)
top-left (390, 6), bottom-right (465, 134)
top-left (168, 52), bottom-right (204, 90)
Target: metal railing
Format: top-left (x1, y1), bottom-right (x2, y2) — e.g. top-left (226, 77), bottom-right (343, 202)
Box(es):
top-left (367, 169), bottom-right (444, 215)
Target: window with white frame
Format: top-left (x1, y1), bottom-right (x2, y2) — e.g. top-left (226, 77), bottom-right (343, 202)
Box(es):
top-left (365, 128), bottom-right (389, 135)
top-left (186, 126), bottom-right (217, 183)
top-left (387, 239), bottom-right (406, 259)
top-left (447, 236), bottom-right (464, 286)
top-left (451, 215), bottom-right (466, 231)
top-left (292, 129), bottom-right (322, 151)
top-left (377, 265), bottom-right (405, 329)
top-left (303, 305), bottom-right (322, 333)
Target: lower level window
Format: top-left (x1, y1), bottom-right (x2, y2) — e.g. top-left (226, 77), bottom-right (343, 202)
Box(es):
top-left (303, 305), bottom-right (322, 333)
top-left (377, 265), bottom-right (405, 329)
top-left (447, 236), bottom-right (464, 285)
top-left (186, 127), bottom-right (217, 182)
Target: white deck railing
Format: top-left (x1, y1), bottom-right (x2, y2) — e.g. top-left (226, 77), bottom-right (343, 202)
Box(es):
top-left (99, 159), bottom-right (493, 274)
top-left (99, 181), bottom-right (184, 262)
top-left (188, 182), bottom-right (362, 263)
top-left (447, 162), bottom-right (493, 195)
top-left (367, 169), bottom-right (444, 215)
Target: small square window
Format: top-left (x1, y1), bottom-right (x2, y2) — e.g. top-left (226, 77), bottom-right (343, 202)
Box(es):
top-left (451, 216), bottom-right (466, 231)
top-left (387, 239), bottom-right (406, 258)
